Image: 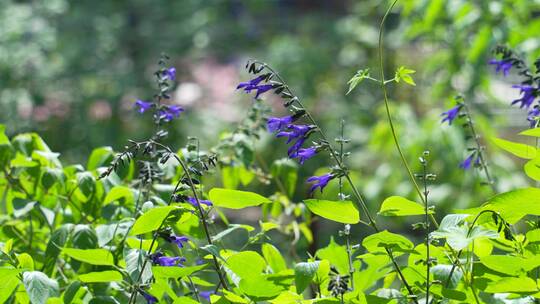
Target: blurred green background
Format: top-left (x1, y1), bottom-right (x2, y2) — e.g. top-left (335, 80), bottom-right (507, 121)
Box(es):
top-left (2, 0), bottom-right (540, 246)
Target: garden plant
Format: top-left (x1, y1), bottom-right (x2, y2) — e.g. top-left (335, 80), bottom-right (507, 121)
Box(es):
top-left (2, 1), bottom-right (540, 304)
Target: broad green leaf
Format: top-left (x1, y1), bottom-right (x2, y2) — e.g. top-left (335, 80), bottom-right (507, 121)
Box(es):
top-left (76, 171), bottom-right (96, 197)
top-left (485, 277), bottom-right (538, 293)
top-left (78, 271), bottom-right (123, 283)
top-left (130, 206), bottom-right (177, 235)
top-left (124, 248), bottom-right (152, 283)
top-left (303, 199), bottom-right (359, 224)
top-left (480, 255), bottom-right (540, 276)
top-left (22, 271), bottom-right (59, 304)
top-left (430, 265), bottom-right (463, 289)
top-left (471, 188), bottom-right (540, 224)
top-left (239, 276), bottom-right (283, 299)
top-left (262, 243), bottom-right (287, 273)
top-left (87, 146), bottom-right (114, 170)
top-left (363, 230), bottom-right (414, 252)
top-left (226, 251), bottom-right (267, 283)
top-left (173, 297), bottom-right (199, 304)
top-left (17, 253), bottom-right (34, 270)
top-left (0, 268), bottom-right (20, 303)
top-left (519, 128), bottom-right (540, 137)
top-left (492, 137), bottom-right (537, 159)
top-left (63, 248), bottom-right (115, 266)
top-left (524, 156), bottom-right (540, 181)
top-left (0, 124), bottom-right (13, 167)
top-left (62, 281), bottom-right (82, 304)
top-left (152, 264), bottom-right (207, 279)
top-left (41, 168), bottom-right (64, 189)
top-left (431, 225), bottom-right (498, 251)
top-left (294, 261), bottom-right (320, 293)
top-left (209, 188), bottom-right (271, 209)
top-left (316, 237), bottom-right (349, 275)
top-left (103, 186), bottom-right (134, 206)
top-left (378, 196), bottom-right (427, 216)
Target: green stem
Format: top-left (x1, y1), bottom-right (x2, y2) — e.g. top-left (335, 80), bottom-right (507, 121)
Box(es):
top-left (251, 62), bottom-right (418, 303)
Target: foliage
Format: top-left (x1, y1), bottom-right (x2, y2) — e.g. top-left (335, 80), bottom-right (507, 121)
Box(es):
top-left (3, 1), bottom-right (540, 304)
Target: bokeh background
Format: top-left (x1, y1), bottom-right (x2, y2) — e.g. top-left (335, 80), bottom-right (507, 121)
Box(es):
top-left (2, 0), bottom-right (540, 248)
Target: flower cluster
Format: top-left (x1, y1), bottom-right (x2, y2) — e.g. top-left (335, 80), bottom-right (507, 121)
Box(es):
top-left (150, 252), bottom-right (187, 267)
top-left (236, 61), bottom-right (337, 193)
top-left (489, 46), bottom-right (540, 127)
top-left (134, 55), bottom-right (184, 123)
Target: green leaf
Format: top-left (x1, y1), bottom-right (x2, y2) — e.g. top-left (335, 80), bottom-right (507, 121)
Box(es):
top-left (485, 277), bottom-right (538, 293)
top-left (239, 276), bottom-right (283, 299)
top-left (271, 159), bottom-right (298, 196)
top-left (41, 168), bottom-right (65, 189)
top-left (471, 188), bottom-right (540, 224)
top-left (294, 261), bottom-right (320, 293)
top-left (63, 248), bottom-right (115, 266)
top-left (78, 271), bottom-right (123, 283)
top-left (226, 251), bottom-right (267, 283)
top-left (209, 188), bottom-right (271, 209)
top-left (395, 66), bottom-right (416, 86)
top-left (519, 128), bottom-right (540, 137)
top-left (492, 137), bottom-right (537, 159)
top-left (43, 225), bottom-right (71, 275)
top-left (212, 224), bottom-right (254, 242)
top-left (130, 206), bottom-right (177, 235)
top-left (430, 265), bottom-right (463, 289)
top-left (87, 146), bottom-right (114, 170)
top-left (152, 264), bottom-right (207, 279)
top-left (22, 271), bottom-right (59, 304)
top-left (316, 237), bottom-right (349, 275)
top-left (103, 186), bottom-right (134, 207)
top-left (347, 69), bottom-right (370, 94)
top-left (524, 156), bottom-right (540, 181)
top-left (0, 268), bottom-right (19, 303)
top-left (362, 230), bottom-right (414, 253)
top-left (378, 196), bottom-right (427, 216)
top-left (262, 243), bottom-right (287, 273)
top-left (124, 248), bottom-right (152, 283)
top-left (480, 255), bottom-right (540, 276)
top-left (76, 171), bottom-right (96, 197)
top-left (303, 199), bottom-right (359, 224)
top-left (431, 225), bottom-right (498, 251)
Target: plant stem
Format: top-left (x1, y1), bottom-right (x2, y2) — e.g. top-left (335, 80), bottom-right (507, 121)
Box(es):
top-left (338, 119), bottom-right (355, 291)
top-left (421, 157), bottom-right (430, 304)
top-left (251, 63), bottom-right (418, 303)
top-left (461, 101), bottom-right (497, 193)
top-left (127, 142), bottom-right (228, 304)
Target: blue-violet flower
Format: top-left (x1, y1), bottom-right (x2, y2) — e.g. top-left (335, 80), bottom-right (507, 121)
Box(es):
top-left (307, 173), bottom-right (335, 193)
top-left (441, 104), bottom-right (462, 125)
top-left (512, 85), bottom-right (536, 109)
top-left (135, 100), bottom-right (153, 113)
top-left (489, 59), bottom-right (513, 76)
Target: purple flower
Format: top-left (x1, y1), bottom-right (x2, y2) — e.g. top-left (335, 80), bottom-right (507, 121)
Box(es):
top-left (237, 74), bottom-right (267, 89)
top-left (276, 124), bottom-right (313, 144)
top-left (460, 153), bottom-right (476, 170)
top-left (164, 67), bottom-right (176, 80)
top-left (237, 75), bottom-right (275, 99)
top-left (307, 173), bottom-right (335, 193)
top-left (187, 197), bottom-right (213, 207)
top-left (528, 107), bottom-right (540, 127)
top-left (293, 146), bottom-right (317, 164)
top-left (267, 116), bottom-right (294, 132)
top-left (160, 105), bottom-right (185, 121)
top-left (489, 59), bottom-right (513, 76)
top-left (151, 252), bottom-right (186, 267)
top-left (199, 291), bottom-right (213, 301)
top-left (167, 235), bottom-right (189, 248)
top-left (135, 100), bottom-right (153, 113)
top-left (140, 290), bottom-right (158, 304)
top-left (441, 104), bottom-right (462, 125)
top-left (287, 137), bottom-right (306, 157)
top-left (512, 85), bottom-right (536, 109)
